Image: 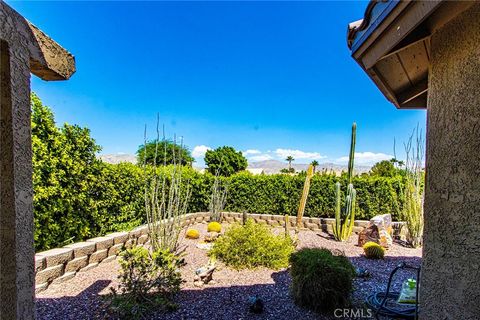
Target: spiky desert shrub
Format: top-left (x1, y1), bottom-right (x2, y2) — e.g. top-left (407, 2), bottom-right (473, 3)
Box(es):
top-left (289, 248), bottom-right (355, 313)
top-left (209, 219), bottom-right (294, 270)
top-left (207, 221), bottom-right (222, 233)
top-left (110, 246), bottom-right (184, 319)
top-left (402, 126), bottom-right (425, 248)
top-left (143, 123), bottom-right (191, 253)
top-left (363, 241), bottom-right (385, 259)
top-left (209, 171), bottom-right (228, 222)
top-left (185, 229), bottom-right (200, 239)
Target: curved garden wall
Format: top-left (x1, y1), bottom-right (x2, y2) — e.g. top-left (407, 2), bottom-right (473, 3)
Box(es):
top-left (34, 212), bottom-right (405, 293)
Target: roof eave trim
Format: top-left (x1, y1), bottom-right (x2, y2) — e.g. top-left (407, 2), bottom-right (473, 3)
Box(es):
top-left (27, 21), bottom-right (76, 81)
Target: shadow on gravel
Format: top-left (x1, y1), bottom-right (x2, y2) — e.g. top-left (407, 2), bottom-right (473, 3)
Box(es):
top-left (349, 255), bottom-right (422, 319)
top-left (35, 256), bottom-right (423, 320)
top-left (349, 255), bottom-right (422, 288)
top-left (152, 270), bottom-right (323, 320)
top-left (36, 279), bottom-right (112, 320)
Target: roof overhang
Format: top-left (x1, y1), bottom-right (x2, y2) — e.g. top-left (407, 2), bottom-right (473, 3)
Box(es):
top-left (27, 21), bottom-right (76, 81)
top-left (1, 1), bottom-right (75, 81)
top-left (347, 0), bottom-right (474, 109)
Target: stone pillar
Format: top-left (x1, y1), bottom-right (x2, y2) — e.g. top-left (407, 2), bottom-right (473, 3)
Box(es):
top-left (0, 39), bottom-right (35, 319)
top-left (421, 4), bottom-right (480, 319)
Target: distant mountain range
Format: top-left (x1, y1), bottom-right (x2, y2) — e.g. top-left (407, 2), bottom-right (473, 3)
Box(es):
top-left (99, 154), bottom-right (372, 174)
top-left (247, 159), bottom-right (372, 174)
top-left (99, 153), bottom-right (136, 164)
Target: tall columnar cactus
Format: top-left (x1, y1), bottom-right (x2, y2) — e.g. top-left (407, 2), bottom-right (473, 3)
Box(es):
top-left (332, 123), bottom-right (357, 241)
top-left (296, 165), bottom-right (314, 234)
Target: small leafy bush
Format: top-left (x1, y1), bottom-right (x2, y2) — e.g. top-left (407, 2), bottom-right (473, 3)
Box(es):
top-left (110, 246), bottom-right (184, 319)
top-left (363, 241), bottom-right (385, 259)
top-left (209, 219), bottom-right (294, 270)
top-left (207, 221), bottom-right (222, 233)
top-left (185, 229), bottom-right (200, 239)
top-left (289, 248), bottom-right (355, 313)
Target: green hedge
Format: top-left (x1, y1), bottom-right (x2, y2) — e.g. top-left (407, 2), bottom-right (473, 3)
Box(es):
top-left (34, 162), bottom-right (404, 251)
top-left (32, 94), bottom-right (405, 251)
top-left (224, 172), bottom-right (404, 220)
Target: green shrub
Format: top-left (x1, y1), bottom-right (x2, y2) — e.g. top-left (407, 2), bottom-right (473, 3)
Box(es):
top-left (363, 241), bottom-right (385, 259)
top-left (289, 248), bottom-right (355, 313)
top-left (110, 246), bottom-right (184, 319)
top-left (209, 219), bottom-right (294, 270)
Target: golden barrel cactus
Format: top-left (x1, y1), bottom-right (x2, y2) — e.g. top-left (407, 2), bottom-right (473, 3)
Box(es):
top-left (186, 228), bottom-right (200, 239)
top-left (207, 221), bottom-right (222, 233)
top-left (363, 241), bottom-right (385, 259)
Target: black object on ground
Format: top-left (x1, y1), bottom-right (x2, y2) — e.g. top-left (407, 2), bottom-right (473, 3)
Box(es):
top-left (356, 267), bottom-right (371, 279)
top-left (365, 262), bottom-right (420, 319)
top-left (248, 296), bottom-right (264, 314)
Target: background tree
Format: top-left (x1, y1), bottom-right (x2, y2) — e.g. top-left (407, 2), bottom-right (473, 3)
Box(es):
top-left (286, 156), bottom-right (295, 170)
top-left (390, 157), bottom-right (405, 168)
top-left (370, 160), bottom-right (398, 177)
top-left (311, 160), bottom-right (319, 173)
top-left (137, 140), bottom-right (194, 166)
top-left (205, 146), bottom-right (248, 176)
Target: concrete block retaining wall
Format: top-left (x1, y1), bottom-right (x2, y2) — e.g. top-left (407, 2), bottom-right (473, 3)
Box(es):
top-left (222, 212), bottom-right (405, 235)
top-left (223, 212), bottom-right (369, 233)
top-left (35, 211), bottom-right (404, 292)
top-left (34, 212), bottom-right (210, 293)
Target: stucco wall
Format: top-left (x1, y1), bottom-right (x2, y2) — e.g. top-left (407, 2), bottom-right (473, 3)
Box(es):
top-left (0, 4), bottom-right (75, 318)
top-left (422, 3), bottom-right (480, 319)
top-left (0, 4), bottom-right (35, 319)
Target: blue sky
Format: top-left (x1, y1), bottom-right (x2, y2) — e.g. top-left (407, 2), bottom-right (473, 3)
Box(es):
top-left (11, 1), bottom-right (426, 166)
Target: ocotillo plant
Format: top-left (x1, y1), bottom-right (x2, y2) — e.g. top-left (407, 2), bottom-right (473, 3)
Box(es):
top-left (403, 125), bottom-right (424, 248)
top-left (209, 167), bottom-right (228, 222)
top-left (143, 118), bottom-right (191, 253)
top-left (332, 122), bottom-right (357, 241)
top-left (296, 165), bottom-right (314, 234)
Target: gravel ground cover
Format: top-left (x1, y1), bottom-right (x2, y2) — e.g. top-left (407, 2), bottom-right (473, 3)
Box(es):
top-left (36, 223), bottom-right (421, 320)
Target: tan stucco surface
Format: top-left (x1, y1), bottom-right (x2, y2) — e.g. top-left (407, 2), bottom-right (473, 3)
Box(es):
top-left (1, 2), bottom-right (75, 319)
top-left (422, 3), bottom-right (480, 319)
top-left (28, 22), bottom-right (76, 81)
top-left (0, 4), bottom-right (35, 319)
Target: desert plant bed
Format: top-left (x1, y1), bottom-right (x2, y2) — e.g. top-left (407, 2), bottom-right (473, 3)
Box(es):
top-left (36, 223), bottom-right (421, 320)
